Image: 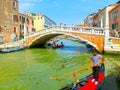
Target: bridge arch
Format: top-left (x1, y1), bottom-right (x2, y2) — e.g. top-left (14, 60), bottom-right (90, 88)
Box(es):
top-left (25, 26), bottom-right (105, 51)
top-left (27, 32), bottom-right (98, 49)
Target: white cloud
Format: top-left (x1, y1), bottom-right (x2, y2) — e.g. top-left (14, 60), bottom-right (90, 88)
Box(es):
top-left (19, 3), bottom-right (34, 12)
top-left (19, 0), bottom-right (44, 12)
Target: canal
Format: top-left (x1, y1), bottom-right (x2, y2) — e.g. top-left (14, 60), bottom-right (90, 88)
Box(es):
top-left (0, 39), bottom-right (120, 90)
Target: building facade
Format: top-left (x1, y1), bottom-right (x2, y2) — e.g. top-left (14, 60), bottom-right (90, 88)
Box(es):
top-left (93, 13), bottom-right (98, 27)
top-left (19, 13), bottom-right (34, 40)
top-left (109, 3), bottom-right (120, 37)
top-left (0, 0), bottom-right (19, 43)
top-left (24, 12), bottom-right (56, 31)
top-left (97, 4), bottom-right (117, 28)
top-left (84, 13), bottom-right (96, 27)
top-left (92, 9), bottom-right (102, 27)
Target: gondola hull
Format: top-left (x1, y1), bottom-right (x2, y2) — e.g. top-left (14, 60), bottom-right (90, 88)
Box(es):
top-left (60, 64), bottom-right (105, 90)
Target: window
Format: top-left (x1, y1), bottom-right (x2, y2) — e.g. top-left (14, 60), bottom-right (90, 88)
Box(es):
top-left (19, 16), bottom-right (22, 21)
top-left (22, 25), bottom-right (24, 30)
top-left (112, 23), bottom-right (118, 30)
top-left (20, 24), bottom-right (21, 30)
top-left (14, 27), bottom-right (17, 33)
top-left (12, 1), bottom-right (16, 8)
top-left (13, 15), bottom-right (18, 22)
top-left (112, 10), bottom-right (118, 20)
top-left (26, 18), bottom-right (29, 24)
top-left (20, 24), bottom-right (24, 30)
top-left (32, 20), bottom-right (34, 25)
top-left (21, 16), bottom-right (25, 23)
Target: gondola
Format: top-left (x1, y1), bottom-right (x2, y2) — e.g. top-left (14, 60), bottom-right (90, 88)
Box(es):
top-left (52, 44), bottom-right (64, 49)
top-left (60, 64), bottom-right (105, 90)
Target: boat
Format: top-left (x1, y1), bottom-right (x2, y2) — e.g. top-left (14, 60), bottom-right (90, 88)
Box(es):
top-left (0, 46), bottom-right (25, 53)
top-left (52, 44), bottom-right (64, 49)
top-left (52, 42), bottom-right (64, 49)
top-left (60, 64), bottom-right (105, 90)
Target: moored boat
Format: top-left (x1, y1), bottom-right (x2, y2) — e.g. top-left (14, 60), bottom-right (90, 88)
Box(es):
top-left (1, 46), bottom-right (25, 53)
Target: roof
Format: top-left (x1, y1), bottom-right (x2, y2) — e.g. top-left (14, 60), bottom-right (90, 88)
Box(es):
top-left (101, 3), bottom-right (118, 12)
top-left (23, 12), bottom-right (56, 25)
top-left (19, 13), bottom-right (33, 19)
top-left (43, 15), bottom-right (56, 25)
top-left (109, 3), bottom-right (120, 13)
top-left (84, 13), bottom-right (96, 20)
top-left (117, 0), bottom-right (120, 4)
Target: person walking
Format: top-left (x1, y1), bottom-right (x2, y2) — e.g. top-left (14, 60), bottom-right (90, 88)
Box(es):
top-left (90, 49), bottom-right (105, 85)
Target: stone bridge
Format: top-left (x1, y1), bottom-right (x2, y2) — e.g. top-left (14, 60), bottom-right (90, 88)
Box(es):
top-left (25, 26), bottom-right (105, 51)
top-left (0, 26), bottom-right (120, 51)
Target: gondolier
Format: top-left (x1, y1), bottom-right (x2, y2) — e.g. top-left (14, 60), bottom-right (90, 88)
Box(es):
top-left (59, 49), bottom-right (105, 90)
top-left (90, 49), bottom-right (105, 85)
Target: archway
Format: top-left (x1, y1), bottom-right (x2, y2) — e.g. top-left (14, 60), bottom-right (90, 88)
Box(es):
top-left (28, 32), bottom-right (98, 49)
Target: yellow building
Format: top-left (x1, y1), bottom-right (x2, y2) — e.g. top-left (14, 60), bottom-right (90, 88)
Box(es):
top-left (24, 12), bottom-right (56, 31)
top-left (33, 14), bottom-right (44, 30)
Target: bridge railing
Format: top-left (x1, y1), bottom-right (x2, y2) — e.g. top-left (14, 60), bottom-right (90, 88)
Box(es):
top-left (53, 26), bottom-right (105, 35)
top-left (25, 26), bottom-right (105, 38)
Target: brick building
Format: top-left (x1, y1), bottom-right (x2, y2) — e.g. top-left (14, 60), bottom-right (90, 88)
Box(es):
top-left (109, 2), bottom-right (120, 37)
top-left (92, 9), bottom-right (102, 27)
top-left (0, 0), bottom-right (19, 43)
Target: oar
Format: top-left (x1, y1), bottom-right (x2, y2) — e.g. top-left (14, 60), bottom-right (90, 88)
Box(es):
top-left (50, 66), bottom-right (91, 80)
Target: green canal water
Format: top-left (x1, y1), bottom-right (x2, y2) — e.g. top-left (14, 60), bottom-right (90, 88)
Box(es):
top-left (0, 40), bottom-right (120, 90)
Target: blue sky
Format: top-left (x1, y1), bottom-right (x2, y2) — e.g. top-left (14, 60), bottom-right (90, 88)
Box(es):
top-left (19, 0), bottom-right (118, 25)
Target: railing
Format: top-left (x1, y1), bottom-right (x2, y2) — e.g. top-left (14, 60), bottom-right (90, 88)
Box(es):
top-left (54, 26), bottom-right (105, 35)
top-left (25, 26), bottom-right (105, 38)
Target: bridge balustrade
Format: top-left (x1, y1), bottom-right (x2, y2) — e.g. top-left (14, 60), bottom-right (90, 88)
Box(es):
top-left (25, 26), bottom-right (105, 39)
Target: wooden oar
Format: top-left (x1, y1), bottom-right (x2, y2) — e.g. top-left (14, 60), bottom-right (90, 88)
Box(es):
top-left (50, 66), bottom-right (91, 80)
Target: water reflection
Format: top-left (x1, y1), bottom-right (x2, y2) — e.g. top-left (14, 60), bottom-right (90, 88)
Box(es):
top-left (56, 39), bottom-right (93, 52)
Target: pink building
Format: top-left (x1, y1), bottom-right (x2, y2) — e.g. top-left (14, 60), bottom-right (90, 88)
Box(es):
top-left (19, 13), bottom-right (35, 39)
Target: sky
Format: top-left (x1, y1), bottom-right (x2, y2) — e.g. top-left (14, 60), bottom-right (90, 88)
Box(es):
top-left (19, 0), bottom-right (119, 25)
